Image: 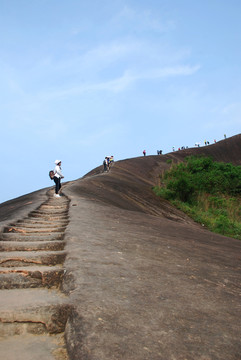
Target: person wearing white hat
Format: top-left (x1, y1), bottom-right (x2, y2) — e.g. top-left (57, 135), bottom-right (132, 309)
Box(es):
top-left (53, 160), bottom-right (64, 197)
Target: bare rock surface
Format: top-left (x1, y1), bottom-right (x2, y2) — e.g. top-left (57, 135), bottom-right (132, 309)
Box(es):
top-left (0, 134), bottom-right (241, 359)
top-left (62, 135), bottom-right (241, 360)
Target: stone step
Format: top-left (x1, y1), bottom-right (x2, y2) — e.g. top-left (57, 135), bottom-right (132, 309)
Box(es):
top-left (28, 213), bottom-right (68, 220)
top-left (0, 232), bottom-right (65, 241)
top-left (0, 240), bottom-right (65, 252)
top-left (30, 209), bottom-right (69, 216)
top-left (0, 288), bottom-right (71, 335)
top-left (46, 195), bottom-right (69, 201)
top-left (45, 202), bottom-right (69, 208)
top-left (0, 334), bottom-right (68, 360)
top-left (0, 266), bottom-right (64, 289)
top-left (15, 219), bottom-right (69, 227)
top-left (39, 204), bottom-right (69, 210)
top-left (3, 226), bottom-right (66, 234)
top-left (0, 250), bottom-right (66, 267)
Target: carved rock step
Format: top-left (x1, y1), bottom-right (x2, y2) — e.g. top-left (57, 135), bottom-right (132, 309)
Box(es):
top-left (28, 213), bottom-right (68, 220)
top-left (30, 209), bottom-right (69, 216)
top-left (0, 240), bottom-right (65, 252)
top-left (0, 232), bottom-right (65, 241)
top-left (46, 196), bottom-right (69, 202)
top-left (0, 288), bottom-right (71, 335)
top-left (0, 334), bottom-right (68, 360)
top-left (0, 250), bottom-right (66, 267)
top-left (15, 219), bottom-right (69, 227)
top-left (46, 197), bottom-right (69, 203)
top-left (0, 266), bottom-right (64, 289)
top-left (3, 226), bottom-right (67, 234)
top-left (39, 204), bottom-right (69, 210)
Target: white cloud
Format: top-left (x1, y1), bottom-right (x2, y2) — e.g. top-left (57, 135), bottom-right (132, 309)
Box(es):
top-left (37, 64), bottom-right (200, 100)
top-left (139, 64), bottom-right (201, 80)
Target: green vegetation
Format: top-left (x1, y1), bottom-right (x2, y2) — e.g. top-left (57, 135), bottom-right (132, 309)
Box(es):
top-left (153, 156), bottom-right (241, 239)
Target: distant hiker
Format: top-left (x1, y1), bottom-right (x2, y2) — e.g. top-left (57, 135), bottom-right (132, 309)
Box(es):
top-left (214, 139), bottom-right (216, 143)
top-left (103, 157), bottom-right (108, 172)
top-left (110, 156), bottom-right (114, 165)
top-left (224, 134), bottom-right (226, 139)
top-left (106, 156), bottom-right (111, 170)
top-left (172, 147), bottom-right (175, 152)
top-left (159, 150), bottom-right (162, 154)
top-left (204, 140), bottom-right (207, 146)
top-left (143, 150), bottom-right (146, 156)
top-left (53, 160), bottom-right (64, 198)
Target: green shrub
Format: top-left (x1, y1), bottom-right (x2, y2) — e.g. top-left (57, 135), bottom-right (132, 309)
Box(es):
top-left (167, 177), bottom-right (194, 202)
top-left (154, 156), bottom-right (241, 239)
top-left (214, 215), bottom-right (232, 235)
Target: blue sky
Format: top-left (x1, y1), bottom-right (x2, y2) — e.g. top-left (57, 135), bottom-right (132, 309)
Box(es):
top-left (1, 0), bottom-right (241, 203)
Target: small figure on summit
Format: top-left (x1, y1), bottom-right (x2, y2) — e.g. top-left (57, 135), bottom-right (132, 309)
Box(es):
top-left (110, 156), bottom-right (114, 165)
top-left (143, 150), bottom-right (146, 156)
top-left (103, 157), bottom-right (108, 172)
top-left (53, 160), bottom-right (64, 198)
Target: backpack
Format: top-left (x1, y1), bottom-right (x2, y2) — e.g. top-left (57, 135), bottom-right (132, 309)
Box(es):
top-left (49, 170), bottom-right (55, 180)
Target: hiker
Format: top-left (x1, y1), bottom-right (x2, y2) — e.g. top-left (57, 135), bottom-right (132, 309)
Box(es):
top-left (53, 160), bottom-right (64, 198)
top-left (103, 157), bottom-right (108, 172)
top-left (224, 134), bottom-right (226, 139)
top-left (110, 156), bottom-right (114, 165)
top-left (143, 150), bottom-right (146, 156)
top-left (105, 156), bottom-right (110, 170)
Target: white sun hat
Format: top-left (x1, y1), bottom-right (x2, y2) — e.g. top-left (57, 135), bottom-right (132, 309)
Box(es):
top-left (55, 160), bottom-right (61, 165)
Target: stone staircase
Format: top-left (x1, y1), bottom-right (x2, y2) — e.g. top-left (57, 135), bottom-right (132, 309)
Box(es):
top-left (0, 191), bottom-right (71, 359)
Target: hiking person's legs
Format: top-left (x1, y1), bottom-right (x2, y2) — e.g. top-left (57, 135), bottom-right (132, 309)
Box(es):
top-left (54, 177), bottom-right (61, 194)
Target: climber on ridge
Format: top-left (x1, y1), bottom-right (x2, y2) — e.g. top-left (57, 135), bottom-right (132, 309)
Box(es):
top-left (53, 160), bottom-right (64, 197)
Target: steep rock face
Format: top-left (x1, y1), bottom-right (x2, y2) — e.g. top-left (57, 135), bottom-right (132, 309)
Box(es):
top-left (0, 134), bottom-right (240, 360)
top-left (68, 134), bottom-right (241, 220)
top-left (61, 134), bottom-right (241, 360)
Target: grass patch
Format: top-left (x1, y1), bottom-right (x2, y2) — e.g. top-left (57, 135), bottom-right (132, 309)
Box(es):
top-left (153, 156), bottom-right (241, 239)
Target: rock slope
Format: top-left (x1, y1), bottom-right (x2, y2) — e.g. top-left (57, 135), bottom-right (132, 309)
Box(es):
top-left (0, 134), bottom-right (240, 360)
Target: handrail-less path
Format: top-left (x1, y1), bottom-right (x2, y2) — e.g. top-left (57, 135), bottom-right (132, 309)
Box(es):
top-left (0, 190), bottom-right (71, 359)
top-left (0, 135), bottom-right (241, 360)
